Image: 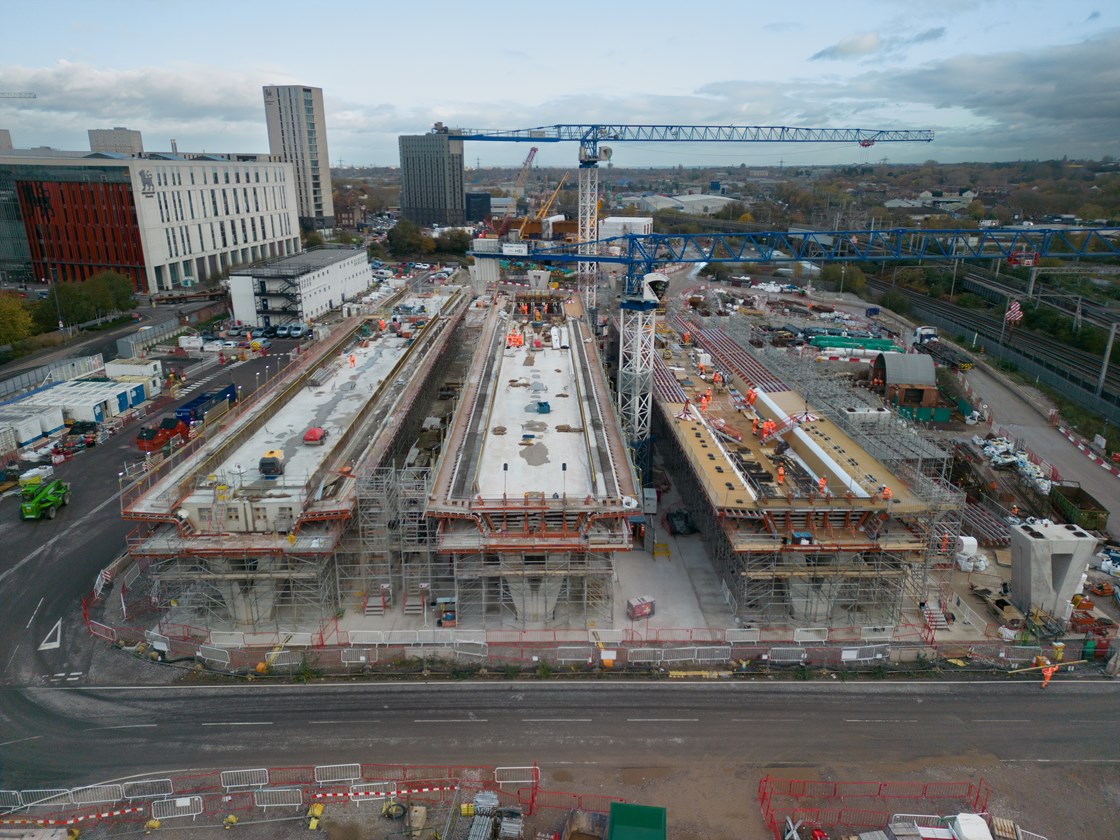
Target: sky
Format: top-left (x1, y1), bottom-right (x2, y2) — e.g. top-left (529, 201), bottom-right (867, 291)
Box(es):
top-left (0, 0), bottom-right (1116, 170)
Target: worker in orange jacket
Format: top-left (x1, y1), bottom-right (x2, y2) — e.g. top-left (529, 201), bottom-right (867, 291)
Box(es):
top-left (776, 465), bottom-right (785, 485)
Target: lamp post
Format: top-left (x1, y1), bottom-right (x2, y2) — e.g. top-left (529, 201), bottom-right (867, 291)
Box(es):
top-left (45, 277), bottom-right (65, 334)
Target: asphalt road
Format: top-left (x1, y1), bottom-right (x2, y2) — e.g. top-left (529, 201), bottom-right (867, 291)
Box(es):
top-left (0, 349), bottom-right (296, 690)
top-left (0, 681), bottom-right (1116, 789)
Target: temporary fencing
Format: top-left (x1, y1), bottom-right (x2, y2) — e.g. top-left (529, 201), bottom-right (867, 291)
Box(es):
top-left (757, 776), bottom-right (991, 840)
top-left (0, 761), bottom-right (550, 831)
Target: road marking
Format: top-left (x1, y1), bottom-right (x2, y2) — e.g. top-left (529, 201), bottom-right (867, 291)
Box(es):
top-left (66, 676), bottom-right (80, 681)
top-left (308, 720), bottom-right (380, 725)
top-left (626, 718), bottom-right (699, 722)
top-left (521, 718), bottom-right (593, 723)
top-left (1004, 759), bottom-right (1120, 764)
top-left (844, 719), bottom-right (918, 723)
top-left (38, 619), bottom-right (62, 651)
top-left (732, 718), bottom-right (803, 722)
top-left (413, 719), bottom-right (488, 723)
top-left (0, 735), bottom-right (42, 747)
top-left (200, 721), bottom-right (273, 727)
top-left (85, 724), bottom-right (158, 732)
top-left (973, 719), bottom-right (1030, 723)
top-left (69, 672), bottom-right (82, 677)
top-left (26, 597), bottom-right (44, 628)
top-left (3, 644), bottom-right (19, 675)
top-left (53, 672), bottom-right (66, 678)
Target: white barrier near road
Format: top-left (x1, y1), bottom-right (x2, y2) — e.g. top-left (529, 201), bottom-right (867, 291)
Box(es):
top-left (70, 784), bottom-right (124, 805)
top-left (220, 769), bottom-right (269, 790)
top-left (314, 764), bottom-right (361, 785)
top-left (254, 788), bottom-right (303, 809)
top-left (123, 779), bottom-right (174, 799)
top-left (151, 796), bottom-right (203, 821)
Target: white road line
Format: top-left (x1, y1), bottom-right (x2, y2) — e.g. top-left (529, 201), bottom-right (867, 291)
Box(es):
top-left (85, 724), bottom-right (158, 732)
top-left (308, 720), bottom-right (380, 725)
top-left (66, 676), bottom-right (80, 681)
top-left (0, 735), bottom-right (42, 747)
top-left (973, 719), bottom-right (1030, 723)
top-left (3, 644), bottom-right (19, 674)
top-left (844, 719), bottom-right (918, 723)
top-left (732, 718), bottom-right (803, 722)
top-left (1004, 759), bottom-right (1120, 764)
top-left (521, 718), bottom-right (593, 723)
top-left (627, 718), bottom-right (699, 722)
top-left (53, 672), bottom-right (66, 677)
top-left (69, 672), bottom-right (82, 677)
top-left (200, 721), bottom-right (273, 727)
top-left (26, 597), bottom-right (44, 628)
top-left (413, 719), bottom-right (487, 723)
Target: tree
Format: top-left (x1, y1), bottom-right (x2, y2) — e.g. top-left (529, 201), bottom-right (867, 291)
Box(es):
top-left (387, 219), bottom-right (424, 256)
top-left (435, 229), bottom-right (471, 255)
top-left (0, 294), bottom-right (33, 345)
top-left (303, 231), bottom-right (324, 248)
top-left (86, 271), bottom-right (136, 316)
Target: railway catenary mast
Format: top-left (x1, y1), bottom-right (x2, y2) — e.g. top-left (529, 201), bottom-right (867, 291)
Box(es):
top-left (472, 225), bottom-right (1120, 473)
top-left (455, 124), bottom-right (937, 473)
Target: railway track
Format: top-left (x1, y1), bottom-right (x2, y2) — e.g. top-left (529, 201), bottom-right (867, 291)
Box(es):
top-left (866, 278), bottom-right (1120, 408)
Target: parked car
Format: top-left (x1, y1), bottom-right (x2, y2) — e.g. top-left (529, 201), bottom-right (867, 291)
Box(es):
top-left (262, 326), bottom-right (278, 338)
top-left (414, 262), bottom-right (431, 270)
top-left (288, 324), bottom-right (306, 339)
top-left (255, 338), bottom-right (272, 350)
top-left (274, 324), bottom-right (291, 338)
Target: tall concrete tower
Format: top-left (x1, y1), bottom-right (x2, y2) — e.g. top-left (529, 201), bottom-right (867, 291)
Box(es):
top-left (263, 85), bottom-right (334, 231)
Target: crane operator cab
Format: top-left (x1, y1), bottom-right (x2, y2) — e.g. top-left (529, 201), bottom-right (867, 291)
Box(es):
top-left (259, 450), bottom-right (285, 477)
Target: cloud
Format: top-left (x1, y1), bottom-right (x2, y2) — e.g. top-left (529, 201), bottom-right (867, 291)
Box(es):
top-left (811, 32), bottom-right (882, 61)
top-left (812, 27), bottom-right (947, 62)
top-left (1087, 10), bottom-right (1100, 21)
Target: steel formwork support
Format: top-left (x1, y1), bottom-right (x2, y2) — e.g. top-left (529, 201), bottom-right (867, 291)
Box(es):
top-left (577, 165), bottom-right (599, 313)
top-left (617, 302), bottom-right (656, 445)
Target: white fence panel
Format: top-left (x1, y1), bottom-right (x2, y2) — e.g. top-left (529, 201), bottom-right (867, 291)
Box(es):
top-left (793, 628), bottom-right (828, 644)
top-left (21, 789), bottom-right (70, 808)
top-left (556, 646), bottom-right (594, 664)
top-left (494, 766), bottom-right (538, 786)
top-left (88, 621), bottom-right (116, 642)
top-left (0, 790), bottom-right (20, 809)
top-left (254, 788), bottom-right (303, 809)
top-left (693, 646), bottom-right (733, 663)
top-left (315, 764), bottom-right (362, 785)
top-left (454, 642), bottom-right (487, 659)
top-left (123, 779), bottom-right (174, 799)
top-left (93, 570), bottom-right (108, 599)
top-left (350, 782), bottom-right (392, 803)
top-left (346, 630), bottom-right (384, 646)
top-left (726, 628), bottom-right (761, 643)
top-left (341, 648), bottom-right (374, 665)
top-left (210, 631), bottom-right (245, 647)
top-left (268, 650), bottom-right (302, 667)
top-left (453, 631), bottom-right (487, 645)
top-left (1002, 645), bottom-right (1042, 662)
top-left (123, 563), bottom-right (142, 588)
top-left (659, 647), bottom-right (699, 664)
top-left (70, 784), bottom-right (124, 805)
top-left (626, 648), bottom-right (663, 663)
top-left (144, 630), bottom-right (171, 653)
top-left (221, 769), bottom-right (269, 790)
top-left (197, 645), bottom-right (231, 666)
top-left (767, 647), bottom-right (808, 664)
top-left (151, 796), bottom-right (203, 820)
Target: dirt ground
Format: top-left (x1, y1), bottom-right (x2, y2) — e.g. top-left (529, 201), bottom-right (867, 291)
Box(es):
top-left (72, 752), bottom-right (1120, 839)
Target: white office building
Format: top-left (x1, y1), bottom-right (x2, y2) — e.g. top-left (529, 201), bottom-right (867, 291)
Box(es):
top-left (263, 85), bottom-right (334, 231)
top-left (0, 151), bottom-right (302, 293)
top-left (228, 248), bottom-right (373, 328)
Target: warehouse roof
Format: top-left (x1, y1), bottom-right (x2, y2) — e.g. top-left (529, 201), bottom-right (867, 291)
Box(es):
top-left (878, 352), bottom-right (936, 387)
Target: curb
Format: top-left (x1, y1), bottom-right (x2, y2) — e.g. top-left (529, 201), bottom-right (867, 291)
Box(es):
top-left (1057, 425), bottom-right (1120, 480)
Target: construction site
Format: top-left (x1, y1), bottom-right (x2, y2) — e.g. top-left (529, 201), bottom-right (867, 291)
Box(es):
top-left (99, 123), bottom-right (1116, 658)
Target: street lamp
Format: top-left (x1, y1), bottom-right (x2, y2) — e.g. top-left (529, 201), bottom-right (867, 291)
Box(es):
top-left (44, 277), bottom-right (65, 334)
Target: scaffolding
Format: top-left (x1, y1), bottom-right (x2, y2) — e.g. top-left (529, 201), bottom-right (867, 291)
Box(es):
top-left (646, 304), bottom-right (963, 629)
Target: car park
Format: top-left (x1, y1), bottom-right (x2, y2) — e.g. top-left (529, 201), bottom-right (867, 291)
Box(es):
top-left (414, 263), bottom-right (431, 270)
top-left (274, 324), bottom-right (291, 338)
top-left (262, 326), bottom-right (278, 338)
top-left (288, 324), bottom-right (306, 339)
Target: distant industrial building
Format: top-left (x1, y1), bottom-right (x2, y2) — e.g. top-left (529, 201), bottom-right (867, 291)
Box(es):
top-left (598, 216), bottom-right (653, 239)
top-left (88, 127), bottom-right (144, 156)
top-left (228, 247), bottom-right (373, 328)
top-left (0, 151), bottom-right (300, 292)
top-left (263, 84), bottom-right (335, 231)
top-left (399, 130), bottom-right (465, 227)
top-left (465, 191), bottom-right (492, 223)
top-left (0, 129), bottom-right (13, 152)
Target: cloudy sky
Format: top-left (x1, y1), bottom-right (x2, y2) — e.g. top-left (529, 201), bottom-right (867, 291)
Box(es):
top-left (1, 0), bottom-right (1114, 169)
